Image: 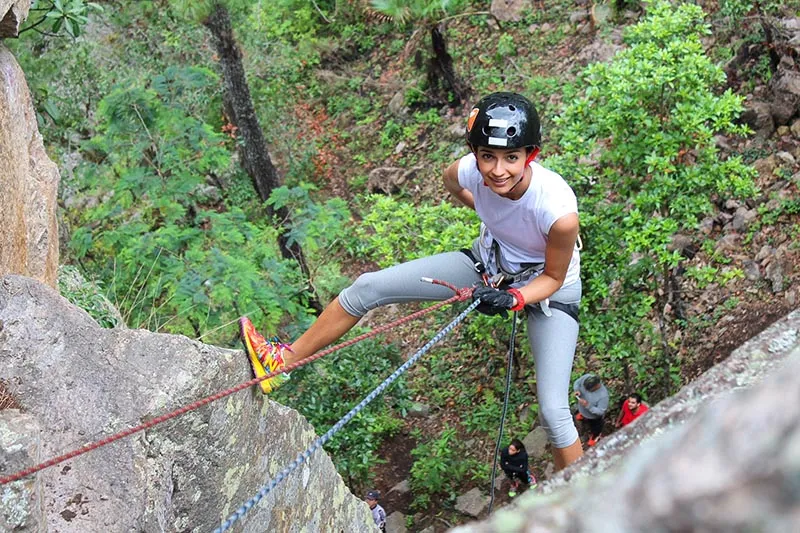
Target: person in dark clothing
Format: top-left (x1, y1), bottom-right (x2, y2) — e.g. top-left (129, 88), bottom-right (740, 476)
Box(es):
top-left (499, 438), bottom-right (537, 496)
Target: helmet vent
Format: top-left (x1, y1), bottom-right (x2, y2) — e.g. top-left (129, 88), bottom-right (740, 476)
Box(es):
top-left (508, 105), bottom-right (516, 111)
top-left (506, 126), bottom-right (517, 136)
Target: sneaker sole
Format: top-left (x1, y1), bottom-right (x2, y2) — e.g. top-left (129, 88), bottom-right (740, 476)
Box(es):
top-left (239, 318), bottom-right (276, 395)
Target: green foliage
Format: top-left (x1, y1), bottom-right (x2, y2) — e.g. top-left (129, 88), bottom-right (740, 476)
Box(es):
top-left (461, 387), bottom-right (525, 435)
top-left (496, 33), bottom-right (517, 59)
top-left (246, 0), bottom-right (326, 42)
top-left (274, 336), bottom-right (411, 489)
top-left (67, 68), bottom-right (313, 343)
top-left (370, 0), bottom-right (466, 25)
top-left (268, 185), bottom-right (351, 252)
top-left (24, 0), bottom-right (103, 38)
top-left (547, 0), bottom-right (757, 396)
top-left (268, 185), bottom-right (353, 301)
top-left (719, 0), bottom-right (785, 23)
top-left (349, 195), bottom-right (479, 267)
top-left (409, 426), bottom-right (478, 508)
top-left (58, 265), bottom-right (123, 328)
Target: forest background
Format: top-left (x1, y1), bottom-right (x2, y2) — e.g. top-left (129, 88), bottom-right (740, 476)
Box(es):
top-left (8, 0), bottom-right (800, 528)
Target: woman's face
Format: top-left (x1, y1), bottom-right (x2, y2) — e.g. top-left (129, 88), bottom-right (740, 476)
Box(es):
top-left (474, 146), bottom-right (529, 197)
top-left (508, 444), bottom-right (519, 455)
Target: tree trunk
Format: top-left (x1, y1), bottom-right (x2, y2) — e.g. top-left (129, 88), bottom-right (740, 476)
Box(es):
top-left (429, 24), bottom-right (467, 106)
top-left (203, 3), bottom-right (322, 314)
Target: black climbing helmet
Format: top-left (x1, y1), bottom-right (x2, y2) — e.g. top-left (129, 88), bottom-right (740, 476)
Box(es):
top-left (465, 92), bottom-right (542, 150)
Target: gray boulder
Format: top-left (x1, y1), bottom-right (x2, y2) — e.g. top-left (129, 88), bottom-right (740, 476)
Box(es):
top-left (489, 0), bottom-right (527, 22)
top-left (770, 67), bottom-right (800, 125)
top-left (0, 275), bottom-right (376, 532)
top-left (367, 166), bottom-right (424, 195)
top-left (386, 511), bottom-right (408, 533)
top-left (455, 487), bottom-right (489, 518)
top-left (0, 411), bottom-right (43, 532)
top-left (522, 426), bottom-right (548, 460)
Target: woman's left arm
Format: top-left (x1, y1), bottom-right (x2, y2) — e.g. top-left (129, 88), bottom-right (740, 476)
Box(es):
top-left (516, 213), bottom-right (579, 306)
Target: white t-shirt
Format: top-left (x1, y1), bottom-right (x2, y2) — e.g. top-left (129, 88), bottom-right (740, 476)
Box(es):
top-left (457, 153), bottom-right (581, 287)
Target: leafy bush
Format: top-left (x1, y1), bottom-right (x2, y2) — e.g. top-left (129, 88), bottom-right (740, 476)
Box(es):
top-left (24, 0), bottom-right (103, 38)
top-left (349, 195), bottom-right (479, 267)
top-left (67, 69), bottom-right (314, 343)
top-left (546, 0), bottom-right (757, 396)
top-left (409, 426), bottom-right (481, 509)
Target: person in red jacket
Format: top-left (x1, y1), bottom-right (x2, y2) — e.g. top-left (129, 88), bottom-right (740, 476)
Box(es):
top-left (615, 393), bottom-right (649, 428)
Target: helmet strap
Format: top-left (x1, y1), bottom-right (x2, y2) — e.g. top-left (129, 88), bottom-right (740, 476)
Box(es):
top-left (507, 147), bottom-right (540, 194)
top-left (525, 146), bottom-right (540, 167)
top-left (507, 171), bottom-right (525, 194)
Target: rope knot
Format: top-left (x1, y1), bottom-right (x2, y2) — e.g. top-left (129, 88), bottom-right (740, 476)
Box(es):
top-left (456, 287), bottom-right (474, 301)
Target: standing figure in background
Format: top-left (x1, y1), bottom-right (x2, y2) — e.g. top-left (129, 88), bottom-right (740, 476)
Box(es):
top-left (365, 490), bottom-right (386, 532)
top-left (574, 373), bottom-right (609, 446)
top-left (500, 438), bottom-right (537, 497)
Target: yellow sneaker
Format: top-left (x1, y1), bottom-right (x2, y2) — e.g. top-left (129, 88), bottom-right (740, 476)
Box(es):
top-left (238, 317), bottom-right (291, 394)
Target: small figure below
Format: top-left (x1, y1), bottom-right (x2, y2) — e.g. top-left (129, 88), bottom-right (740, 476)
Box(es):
top-left (573, 373), bottom-right (609, 446)
top-left (615, 392), bottom-right (649, 428)
top-left (500, 438), bottom-right (537, 497)
top-left (365, 490), bottom-right (386, 532)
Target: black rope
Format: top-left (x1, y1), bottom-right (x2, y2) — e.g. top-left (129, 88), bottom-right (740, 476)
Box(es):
top-left (487, 310), bottom-right (518, 513)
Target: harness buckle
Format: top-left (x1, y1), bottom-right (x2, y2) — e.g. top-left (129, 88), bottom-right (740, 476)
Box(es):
top-left (490, 273), bottom-right (508, 287)
top-left (540, 298), bottom-right (553, 317)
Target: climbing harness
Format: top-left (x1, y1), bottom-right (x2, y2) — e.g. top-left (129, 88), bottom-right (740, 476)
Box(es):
top-left (462, 240), bottom-right (580, 323)
top-left (487, 311), bottom-right (518, 513)
top-left (214, 298), bottom-right (482, 533)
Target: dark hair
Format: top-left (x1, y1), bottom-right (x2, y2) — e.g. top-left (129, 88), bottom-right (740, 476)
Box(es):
top-left (509, 438), bottom-right (526, 453)
top-left (585, 374), bottom-right (601, 390)
top-left (628, 393), bottom-right (643, 403)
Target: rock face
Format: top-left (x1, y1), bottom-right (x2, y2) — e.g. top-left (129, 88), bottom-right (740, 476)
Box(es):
top-left (451, 309), bottom-right (800, 532)
top-left (0, 1), bottom-right (30, 38)
top-left (1, 15), bottom-right (61, 288)
top-left (0, 275), bottom-right (376, 532)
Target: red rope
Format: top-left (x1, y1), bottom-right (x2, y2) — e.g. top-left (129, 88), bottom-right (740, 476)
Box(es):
top-left (0, 284), bottom-right (474, 485)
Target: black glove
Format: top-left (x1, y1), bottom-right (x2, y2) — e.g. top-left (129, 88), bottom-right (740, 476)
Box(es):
top-left (472, 286), bottom-right (524, 317)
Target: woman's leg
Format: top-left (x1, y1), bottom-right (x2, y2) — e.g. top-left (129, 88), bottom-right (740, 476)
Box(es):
top-left (286, 297), bottom-right (359, 365)
top-left (527, 281), bottom-right (583, 470)
top-left (285, 251), bottom-right (482, 364)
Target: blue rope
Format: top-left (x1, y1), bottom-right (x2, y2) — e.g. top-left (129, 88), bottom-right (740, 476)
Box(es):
top-left (214, 299), bottom-right (481, 533)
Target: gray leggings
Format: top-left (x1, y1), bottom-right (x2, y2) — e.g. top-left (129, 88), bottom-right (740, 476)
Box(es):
top-left (339, 250), bottom-right (581, 448)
